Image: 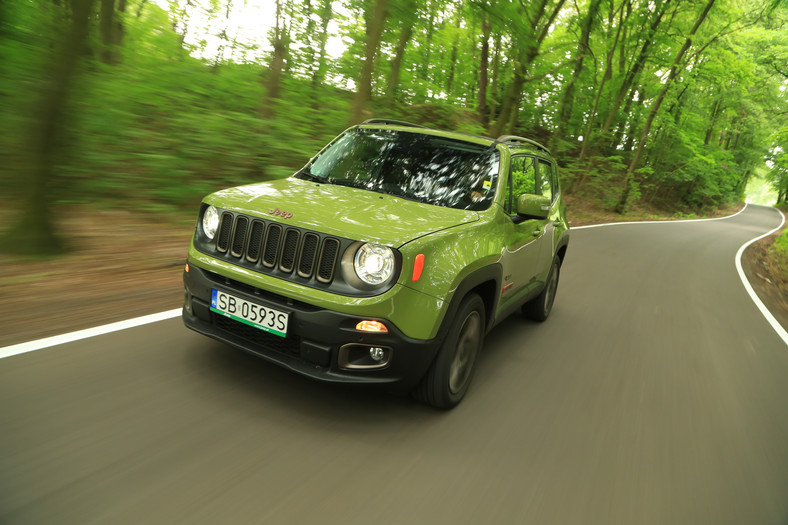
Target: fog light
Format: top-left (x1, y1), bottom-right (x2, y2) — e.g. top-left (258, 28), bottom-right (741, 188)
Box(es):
top-left (338, 344), bottom-right (392, 370)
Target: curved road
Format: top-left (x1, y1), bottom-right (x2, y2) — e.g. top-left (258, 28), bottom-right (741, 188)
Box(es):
top-left (1, 204), bottom-right (787, 524)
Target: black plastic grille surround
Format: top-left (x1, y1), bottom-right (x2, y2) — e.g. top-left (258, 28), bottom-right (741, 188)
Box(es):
top-left (205, 210), bottom-right (344, 286)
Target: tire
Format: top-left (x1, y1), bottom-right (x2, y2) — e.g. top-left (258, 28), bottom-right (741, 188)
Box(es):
top-left (413, 293), bottom-right (485, 410)
top-left (523, 257), bottom-right (560, 322)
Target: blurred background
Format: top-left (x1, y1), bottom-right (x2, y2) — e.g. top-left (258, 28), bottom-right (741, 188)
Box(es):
top-left (0, 0), bottom-right (786, 263)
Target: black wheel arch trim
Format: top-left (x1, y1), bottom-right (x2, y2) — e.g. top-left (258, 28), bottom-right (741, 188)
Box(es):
top-left (435, 263), bottom-right (502, 344)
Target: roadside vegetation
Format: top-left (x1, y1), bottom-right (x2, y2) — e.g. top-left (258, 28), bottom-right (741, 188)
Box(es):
top-left (1, 0), bottom-right (787, 256)
top-left (766, 205), bottom-right (788, 287)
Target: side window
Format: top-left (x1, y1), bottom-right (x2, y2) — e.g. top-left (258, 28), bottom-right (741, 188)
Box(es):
top-left (505, 155), bottom-right (536, 215)
top-left (536, 159), bottom-right (554, 202)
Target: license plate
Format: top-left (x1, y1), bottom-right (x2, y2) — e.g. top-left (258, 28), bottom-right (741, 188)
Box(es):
top-left (210, 289), bottom-right (289, 338)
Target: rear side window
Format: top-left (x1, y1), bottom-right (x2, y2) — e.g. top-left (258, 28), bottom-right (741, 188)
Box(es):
top-left (536, 159), bottom-right (554, 202)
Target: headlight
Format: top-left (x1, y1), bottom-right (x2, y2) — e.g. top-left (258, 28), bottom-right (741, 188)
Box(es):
top-left (202, 205), bottom-right (219, 240)
top-left (354, 243), bottom-right (395, 285)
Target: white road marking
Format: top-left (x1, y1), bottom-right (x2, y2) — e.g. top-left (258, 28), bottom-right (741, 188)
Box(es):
top-left (0, 309), bottom-right (182, 359)
top-left (1, 204), bottom-right (784, 357)
top-left (734, 207), bottom-right (787, 346)
top-left (571, 203), bottom-right (749, 230)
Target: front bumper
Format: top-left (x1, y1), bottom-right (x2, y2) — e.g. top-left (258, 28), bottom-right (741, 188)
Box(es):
top-left (182, 263), bottom-right (440, 393)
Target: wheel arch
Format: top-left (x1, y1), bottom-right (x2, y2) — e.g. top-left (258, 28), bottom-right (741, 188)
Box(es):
top-left (437, 263), bottom-right (502, 342)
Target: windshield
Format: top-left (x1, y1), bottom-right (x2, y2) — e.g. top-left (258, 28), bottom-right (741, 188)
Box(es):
top-left (297, 128), bottom-right (500, 211)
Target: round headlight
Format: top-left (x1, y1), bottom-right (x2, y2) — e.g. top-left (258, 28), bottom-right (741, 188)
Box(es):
top-left (354, 243), bottom-right (395, 285)
top-left (203, 205), bottom-right (219, 240)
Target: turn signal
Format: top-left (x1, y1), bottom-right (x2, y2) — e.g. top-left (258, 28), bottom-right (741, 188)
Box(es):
top-left (356, 320), bottom-right (388, 333)
top-left (412, 253), bottom-right (425, 282)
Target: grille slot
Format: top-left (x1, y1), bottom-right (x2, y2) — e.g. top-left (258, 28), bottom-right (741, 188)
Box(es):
top-left (246, 220), bottom-right (265, 262)
top-left (297, 233), bottom-right (320, 278)
top-left (280, 229), bottom-right (300, 273)
top-left (317, 238), bottom-right (340, 283)
top-left (231, 216), bottom-right (249, 257)
top-left (262, 224), bottom-right (282, 267)
top-left (216, 212), bottom-right (234, 253)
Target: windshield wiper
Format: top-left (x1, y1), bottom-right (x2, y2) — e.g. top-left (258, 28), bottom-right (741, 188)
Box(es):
top-left (327, 179), bottom-right (365, 189)
top-left (295, 170), bottom-right (325, 183)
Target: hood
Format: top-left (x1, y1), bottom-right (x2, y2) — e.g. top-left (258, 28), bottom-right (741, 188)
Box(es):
top-left (205, 177), bottom-right (479, 247)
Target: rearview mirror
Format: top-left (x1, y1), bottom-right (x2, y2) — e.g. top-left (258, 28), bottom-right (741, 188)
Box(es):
top-left (516, 194), bottom-right (551, 219)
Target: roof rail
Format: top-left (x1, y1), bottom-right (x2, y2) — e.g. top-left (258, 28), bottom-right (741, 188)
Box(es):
top-left (361, 118), bottom-right (428, 128)
top-left (497, 135), bottom-right (551, 155)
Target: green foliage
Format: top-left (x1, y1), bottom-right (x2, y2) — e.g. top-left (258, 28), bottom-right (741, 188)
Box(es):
top-left (2, 0), bottom-right (787, 228)
top-left (770, 228), bottom-right (788, 278)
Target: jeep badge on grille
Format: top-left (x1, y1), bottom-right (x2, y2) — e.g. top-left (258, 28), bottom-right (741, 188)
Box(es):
top-left (269, 208), bottom-right (293, 219)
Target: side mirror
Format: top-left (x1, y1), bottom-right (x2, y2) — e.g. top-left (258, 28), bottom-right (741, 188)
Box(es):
top-left (516, 194), bottom-right (551, 219)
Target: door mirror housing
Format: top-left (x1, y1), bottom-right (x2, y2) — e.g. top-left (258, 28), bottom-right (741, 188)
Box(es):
top-left (516, 194), bottom-right (551, 219)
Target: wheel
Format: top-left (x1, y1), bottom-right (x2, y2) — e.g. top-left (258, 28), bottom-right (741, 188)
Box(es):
top-left (414, 293), bottom-right (485, 410)
top-left (523, 257), bottom-right (560, 322)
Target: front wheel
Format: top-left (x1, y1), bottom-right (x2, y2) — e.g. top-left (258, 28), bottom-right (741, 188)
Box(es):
top-left (413, 293), bottom-right (485, 410)
top-left (523, 257), bottom-right (560, 322)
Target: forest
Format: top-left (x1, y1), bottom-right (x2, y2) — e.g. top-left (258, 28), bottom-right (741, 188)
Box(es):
top-left (1, 0), bottom-right (787, 255)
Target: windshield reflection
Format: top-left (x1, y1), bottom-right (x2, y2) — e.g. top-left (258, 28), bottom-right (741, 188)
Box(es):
top-left (298, 128), bottom-right (499, 211)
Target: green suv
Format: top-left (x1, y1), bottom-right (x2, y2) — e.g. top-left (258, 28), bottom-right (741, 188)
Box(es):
top-left (182, 119), bottom-right (569, 409)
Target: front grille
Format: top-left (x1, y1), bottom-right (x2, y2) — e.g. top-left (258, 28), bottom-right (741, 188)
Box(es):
top-left (214, 314), bottom-right (300, 355)
top-left (214, 212), bottom-right (342, 285)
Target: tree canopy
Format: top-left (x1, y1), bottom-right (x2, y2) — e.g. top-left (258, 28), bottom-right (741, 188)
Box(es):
top-left (1, 0), bottom-right (787, 254)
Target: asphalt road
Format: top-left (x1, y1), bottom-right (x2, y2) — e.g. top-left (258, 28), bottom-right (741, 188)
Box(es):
top-left (1, 204), bottom-right (786, 525)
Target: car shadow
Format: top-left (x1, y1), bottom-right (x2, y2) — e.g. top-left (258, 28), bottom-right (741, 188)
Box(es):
top-left (183, 310), bottom-right (544, 427)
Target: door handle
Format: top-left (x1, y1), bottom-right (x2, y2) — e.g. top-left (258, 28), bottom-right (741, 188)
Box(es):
top-left (533, 225), bottom-right (543, 237)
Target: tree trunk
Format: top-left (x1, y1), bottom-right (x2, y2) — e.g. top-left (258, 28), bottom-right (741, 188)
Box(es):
top-left (419, 0), bottom-right (436, 100)
top-left (283, 0), bottom-right (295, 74)
top-left (446, 8), bottom-right (462, 97)
top-left (311, 0), bottom-right (333, 89)
top-left (349, 0), bottom-right (390, 125)
top-left (477, 14), bottom-right (491, 127)
top-left (574, 1), bottom-right (625, 188)
top-left (490, 58), bottom-right (526, 137)
top-left (262, 0), bottom-right (286, 120)
top-left (622, 87), bottom-right (644, 152)
top-left (99, 0), bottom-right (128, 63)
top-left (601, 0), bottom-right (670, 136)
top-left (490, 0), bottom-right (566, 136)
top-left (704, 98), bottom-right (722, 145)
top-left (615, 0), bottom-right (717, 214)
top-left (4, 0), bottom-right (96, 255)
top-left (556, 0), bottom-right (602, 136)
top-left (386, 14), bottom-right (414, 101)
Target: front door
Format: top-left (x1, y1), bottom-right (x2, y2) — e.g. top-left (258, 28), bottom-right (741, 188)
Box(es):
top-left (498, 155), bottom-right (550, 311)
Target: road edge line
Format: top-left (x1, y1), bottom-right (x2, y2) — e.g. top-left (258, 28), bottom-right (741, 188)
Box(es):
top-left (0, 308), bottom-right (182, 360)
top-left (734, 207), bottom-right (788, 347)
top-left (572, 202), bottom-right (748, 230)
